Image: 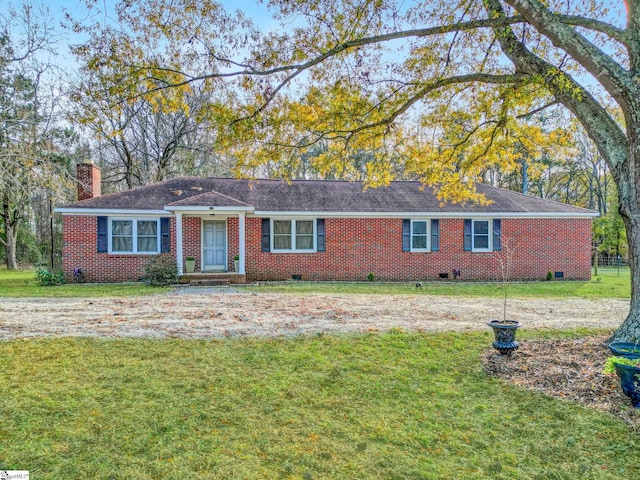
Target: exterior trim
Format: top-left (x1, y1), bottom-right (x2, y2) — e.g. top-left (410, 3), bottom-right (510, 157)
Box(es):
top-left (56, 208), bottom-right (170, 216)
top-left (252, 210), bottom-right (598, 219)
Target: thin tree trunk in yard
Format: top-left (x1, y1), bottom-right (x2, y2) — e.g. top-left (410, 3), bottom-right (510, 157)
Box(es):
top-left (1, 191), bottom-right (21, 270)
top-left (2, 216), bottom-right (18, 270)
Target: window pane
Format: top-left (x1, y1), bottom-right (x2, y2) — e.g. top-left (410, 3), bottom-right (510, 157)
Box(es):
top-left (474, 235), bottom-right (489, 249)
top-left (137, 220), bottom-right (158, 252)
top-left (474, 221), bottom-right (489, 235)
top-left (137, 237), bottom-right (158, 252)
top-left (112, 220), bottom-right (133, 252)
top-left (274, 235), bottom-right (292, 250)
top-left (296, 221), bottom-right (313, 235)
top-left (296, 235), bottom-right (314, 250)
top-left (138, 221), bottom-right (157, 236)
top-left (113, 237), bottom-right (133, 252)
top-left (412, 221), bottom-right (426, 235)
top-left (112, 220), bottom-right (133, 235)
top-left (412, 236), bottom-right (427, 249)
top-left (295, 221), bottom-right (314, 250)
top-left (274, 220), bottom-right (291, 234)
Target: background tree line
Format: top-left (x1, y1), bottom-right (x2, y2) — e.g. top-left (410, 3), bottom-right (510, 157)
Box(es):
top-left (0, 0), bottom-right (626, 273)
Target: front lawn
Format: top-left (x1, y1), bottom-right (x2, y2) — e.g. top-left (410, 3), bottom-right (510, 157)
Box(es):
top-left (0, 330), bottom-right (637, 479)
top-left (0, 268), bottom-right (163, 297)
top-left (0, 266), bottom-right (629, 299)
top-left (251, 267), bottom-right (631, 299)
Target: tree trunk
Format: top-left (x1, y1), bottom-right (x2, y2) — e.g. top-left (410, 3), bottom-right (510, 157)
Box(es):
top-left (2, 217), bottom-right (18, 270)
top-left (1, 191), bottom-right (19, 269)
top-left (613, 129), bottom-right (640, 341)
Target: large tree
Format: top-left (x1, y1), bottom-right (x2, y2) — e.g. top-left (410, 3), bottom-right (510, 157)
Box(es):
top-left (75, 0), bottom-right (640, 339)
top-left (70, 73), bottom-right (229, 191)
top-left (0, 2), bottom-right (71, 269)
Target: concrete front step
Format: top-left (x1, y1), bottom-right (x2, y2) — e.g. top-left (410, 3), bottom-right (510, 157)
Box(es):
top-left (180, 273), bottom-right (247, 285)
top-left (189, 279), bottom-right (230, 287)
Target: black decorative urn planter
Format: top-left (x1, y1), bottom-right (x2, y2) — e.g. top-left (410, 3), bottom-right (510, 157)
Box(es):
top-left (608, 342), bottom-right (640, 359)
top-left (614, 363), bottom-right (640, 408)
top-left (487, 320), bottom-right (521, 356)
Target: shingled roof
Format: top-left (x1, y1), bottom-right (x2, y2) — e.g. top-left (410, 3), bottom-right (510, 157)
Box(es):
top-left (59, 177), bottom-right (596, 216)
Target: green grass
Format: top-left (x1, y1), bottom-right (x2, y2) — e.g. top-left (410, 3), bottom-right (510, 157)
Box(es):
top-left (0, 330), bottom-right (637, 479)
top-left (0, 266), bottom-right (630, 299)
top-left (250, 267), bottom-right (631, 299)
top-left (0, 268), bottom-right (164, 297)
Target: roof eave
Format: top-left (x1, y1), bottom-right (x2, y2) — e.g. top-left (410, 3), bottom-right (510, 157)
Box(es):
top-left (251, 210), bottom-right (599, 218)
top-left (55, 208), bottom-right (171, 216)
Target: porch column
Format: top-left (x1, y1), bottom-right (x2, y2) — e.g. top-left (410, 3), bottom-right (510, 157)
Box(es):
top-left (175, 213), bottom-right (184, 275)
top-left (238, 213), bottom-right (246, 274)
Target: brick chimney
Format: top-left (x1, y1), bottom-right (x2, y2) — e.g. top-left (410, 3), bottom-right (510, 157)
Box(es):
top-left (76, 160), bottom-right (102, 201)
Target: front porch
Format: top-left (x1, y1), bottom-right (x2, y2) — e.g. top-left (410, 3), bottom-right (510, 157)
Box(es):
top-left (166, 203), bottom-right (252, 278)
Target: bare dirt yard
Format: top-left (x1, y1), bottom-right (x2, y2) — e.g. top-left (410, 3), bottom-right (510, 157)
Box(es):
top-left (1, 288), bottom-right (638, 428)
top-left (0, 288), bottom-right (629, 339)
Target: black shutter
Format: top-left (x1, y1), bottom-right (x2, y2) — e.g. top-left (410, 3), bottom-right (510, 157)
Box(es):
top-left (431, 219), bottom-right (440, 252)
top-left (402, 219), bottom-right (410, 252)
top-left (97, 216), bottom-right (108, 253)
top-left (463, 219), bottom-right (472, 251)
top-left (161, 218), bottom-right (171, 253)
top-left (493, 219), bottom-right (502, 251)
top-left (261, 218), bottom-right (271, 252)
top-left (317, 219), bottom-right (326, 252)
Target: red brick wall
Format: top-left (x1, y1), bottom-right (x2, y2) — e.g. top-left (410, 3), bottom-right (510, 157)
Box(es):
top-left (76, 162), bottom-right (101, 201)
top-left (182, 217), bottom-right (201, 271)
top-left (62, 215), bottom-right (592, 282)
top-left (242, 217), bottom-right (591, 281)
top-left (62, 216), bottom-right (176, 283)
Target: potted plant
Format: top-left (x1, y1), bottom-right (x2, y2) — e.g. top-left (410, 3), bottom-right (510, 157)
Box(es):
top-left (487, 237), bottom-right (521, 356)
top-left (603, 356), bottom-right (640, 408)
top-left (184, 256), bottom-right (196, 273)
top-left (233, 255), bottom-right (240, 272)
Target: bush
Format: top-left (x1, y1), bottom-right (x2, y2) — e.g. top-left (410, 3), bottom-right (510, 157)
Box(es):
top-left (546, 271), bottom-right (553, 281)
top-left (35, 266), bottom-right (65, 286)
top-left (144, 254), bottom-right (178, 286)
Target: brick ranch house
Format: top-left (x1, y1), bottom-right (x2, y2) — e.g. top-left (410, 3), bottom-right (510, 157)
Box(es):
top-left (56, 161), bottom-right (597, 283)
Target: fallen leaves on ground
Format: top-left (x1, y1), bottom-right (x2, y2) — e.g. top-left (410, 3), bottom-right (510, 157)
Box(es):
top-left (484, 335), bottom-right (640, 431)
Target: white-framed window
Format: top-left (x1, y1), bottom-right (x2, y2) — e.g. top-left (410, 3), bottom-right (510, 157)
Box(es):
top-left (272, 219), bottom-right (316, 252)
top-left (411, 220), bottom-right (429, 251)
top-left (471, 219), bottom-right (491, 252)
top-left (464, 218), bottom-right (502, 252)
top-left (403, 218), bottom-right (439, 252)
top-left (109, 218), bottom-right (160, 254)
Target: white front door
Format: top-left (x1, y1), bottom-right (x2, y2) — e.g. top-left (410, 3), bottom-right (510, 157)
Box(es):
top-left (203, 220), bottom-right (227, 271)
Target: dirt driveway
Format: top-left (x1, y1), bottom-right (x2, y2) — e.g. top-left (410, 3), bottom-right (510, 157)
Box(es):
top-left (0, 288), bottom-right (629, 339)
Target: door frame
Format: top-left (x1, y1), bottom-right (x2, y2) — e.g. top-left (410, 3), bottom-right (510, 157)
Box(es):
top-left (201, 218), bottom-right (228, 272)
